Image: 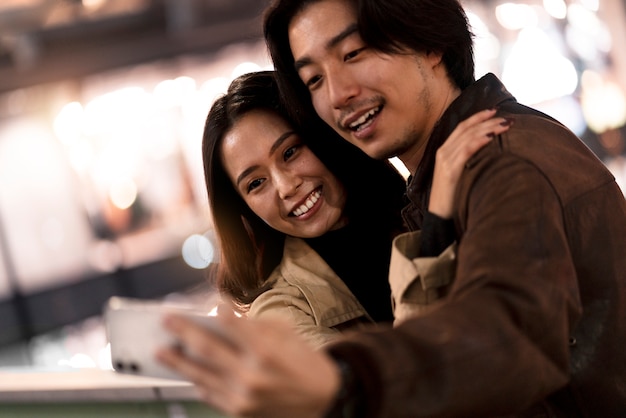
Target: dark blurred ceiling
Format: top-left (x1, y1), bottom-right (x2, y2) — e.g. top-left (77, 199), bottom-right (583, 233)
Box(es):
top-left (0, 0), bottom-right (272, 94)
top-left (1, 0), bottom-right (624, 96)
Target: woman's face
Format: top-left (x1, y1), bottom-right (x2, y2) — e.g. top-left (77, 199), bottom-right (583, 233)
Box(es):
top-left (220, 109), bottom-right (348, 238)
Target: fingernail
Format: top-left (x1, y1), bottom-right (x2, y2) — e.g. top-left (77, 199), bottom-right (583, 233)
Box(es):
top-left (500, 117), bottom-right (514, 126)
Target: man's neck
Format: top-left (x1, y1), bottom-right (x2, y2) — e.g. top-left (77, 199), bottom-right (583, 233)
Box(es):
top-left (401, 139), bottom-right (429, 175)
top-left (401, 85), bottom-right (462, 174)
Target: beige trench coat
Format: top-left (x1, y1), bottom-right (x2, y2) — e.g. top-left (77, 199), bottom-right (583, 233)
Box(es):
top-left (248, 236), bottom-right (375, 349)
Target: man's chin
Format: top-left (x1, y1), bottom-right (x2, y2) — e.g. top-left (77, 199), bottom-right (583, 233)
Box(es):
top-left (342, 137), bottom-right (381, 159)
top-left (364, 146), bottom-right (395, 161)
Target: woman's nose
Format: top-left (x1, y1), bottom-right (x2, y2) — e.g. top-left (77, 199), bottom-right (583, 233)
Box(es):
top-left (276, 173), bottom-right (302, 200)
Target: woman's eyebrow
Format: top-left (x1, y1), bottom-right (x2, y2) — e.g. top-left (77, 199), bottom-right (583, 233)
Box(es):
top-left (269, 130), bottom-right (296, 155)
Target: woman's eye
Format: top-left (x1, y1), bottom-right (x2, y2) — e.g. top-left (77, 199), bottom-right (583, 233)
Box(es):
top-left (305, 75), bottom-right (321, 89)
top-left (283, 145), bottom-right (300, 161)
top-left (247, 178), bottom-right (264, 193)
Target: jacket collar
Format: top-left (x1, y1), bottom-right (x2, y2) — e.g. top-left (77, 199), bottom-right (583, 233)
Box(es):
top-left (279, 237), bottom-right (372, 326)
top-left (402, 73), bottom-right (517, 229)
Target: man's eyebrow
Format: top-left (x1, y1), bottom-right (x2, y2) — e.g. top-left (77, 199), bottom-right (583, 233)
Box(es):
top-left (294, 23), bottom-right (359, 72)
top-left (235, 130), bottom-right (296, 187)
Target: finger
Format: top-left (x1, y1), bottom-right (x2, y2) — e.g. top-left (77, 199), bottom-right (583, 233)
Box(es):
top-left (440, 117), bottom-right (512, 162)
top-left (454, 117), bottom-right (513, 156)
top-left (443, 116), bottom-right (511, 150)
top-left (449, 112), bottom-right (512, 138)
top-left (456, 108), bottom-right (498, 127)
top-left (165, 338), bottom-right (284, 418)
top-left (157, 342), bottom-right (253, 401)
top-left (157, 347), bottom-right (243, 413)
top-left (156, 345), bottom-right (209, 380)
top-left (161, 314), bottom-right (244, 373)
top-left (447, 108), bottom-right (498, 137)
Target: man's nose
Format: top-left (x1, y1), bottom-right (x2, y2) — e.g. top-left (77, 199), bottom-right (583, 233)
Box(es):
top-left (327, 70), bottom-right (359, 109)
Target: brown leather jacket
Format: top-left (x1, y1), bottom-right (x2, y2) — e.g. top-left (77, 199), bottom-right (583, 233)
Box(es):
top-left (327, 74), bottom-right (626, 417)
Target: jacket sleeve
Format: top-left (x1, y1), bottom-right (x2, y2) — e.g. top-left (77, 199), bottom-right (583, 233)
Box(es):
top-left (389, 230), bottom-right (457, 324)
top-left (326, 155), bottom-right (580, 417)
top-left (248, 282), bottom-right (342, 350)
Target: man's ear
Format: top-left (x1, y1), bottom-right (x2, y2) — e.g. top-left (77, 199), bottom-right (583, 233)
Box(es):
top-left (426, 51), bottom-right (444, 69)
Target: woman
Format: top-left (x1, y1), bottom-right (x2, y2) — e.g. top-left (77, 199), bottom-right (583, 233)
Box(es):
top-left (203, 71), bottom-right (510, 347)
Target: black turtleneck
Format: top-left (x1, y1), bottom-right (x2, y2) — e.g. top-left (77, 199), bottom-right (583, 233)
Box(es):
top-left (305, 221), bottom-right (395, 323)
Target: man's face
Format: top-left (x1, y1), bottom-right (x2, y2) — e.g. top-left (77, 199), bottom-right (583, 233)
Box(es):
top-left (287, 0), bottom-right (443, 171)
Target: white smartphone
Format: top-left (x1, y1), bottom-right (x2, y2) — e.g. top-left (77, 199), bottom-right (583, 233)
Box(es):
top-left (104, 296), bottom-right (219, 381)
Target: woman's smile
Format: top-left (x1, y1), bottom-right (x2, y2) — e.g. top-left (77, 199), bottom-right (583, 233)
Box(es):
top-left (291, 187), bottom-right (322, 217)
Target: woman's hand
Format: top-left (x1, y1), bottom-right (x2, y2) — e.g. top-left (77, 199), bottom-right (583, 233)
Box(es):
top-left (156, 303), bottom-right (340, 418)
top-left (429, 109), bottom-right (512, 218)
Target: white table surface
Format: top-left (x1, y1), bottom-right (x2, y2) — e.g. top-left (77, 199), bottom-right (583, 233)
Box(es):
top-left (0, 367), bottom-right (199, 403)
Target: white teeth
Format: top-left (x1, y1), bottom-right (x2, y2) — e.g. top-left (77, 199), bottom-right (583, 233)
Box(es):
top-left (349, 107), bottom-right (379, 129)
top-left (292, 190), bottom-right (321, 217)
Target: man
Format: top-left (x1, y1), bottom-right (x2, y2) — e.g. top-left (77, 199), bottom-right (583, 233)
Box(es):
top-left (158, 0), bottom-right (626, 416)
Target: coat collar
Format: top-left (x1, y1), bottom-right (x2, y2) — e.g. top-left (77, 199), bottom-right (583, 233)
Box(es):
top-left (278, 237), bottom-right (373, 327)
top-left (402, 74), bottom-right (517, 229)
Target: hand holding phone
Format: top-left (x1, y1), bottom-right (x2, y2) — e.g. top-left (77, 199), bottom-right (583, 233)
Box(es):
top-left (104, 296), bottom-right (219, 381)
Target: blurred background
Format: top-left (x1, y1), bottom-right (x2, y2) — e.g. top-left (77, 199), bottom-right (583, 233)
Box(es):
top-left (0, 0), bottom-right (624, 371)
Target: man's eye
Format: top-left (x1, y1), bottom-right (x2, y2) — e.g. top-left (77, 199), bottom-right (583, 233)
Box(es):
top-left (344, 47), bottom-right (365, 61)
top-left (247, 178), bottom-right (264, 193)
